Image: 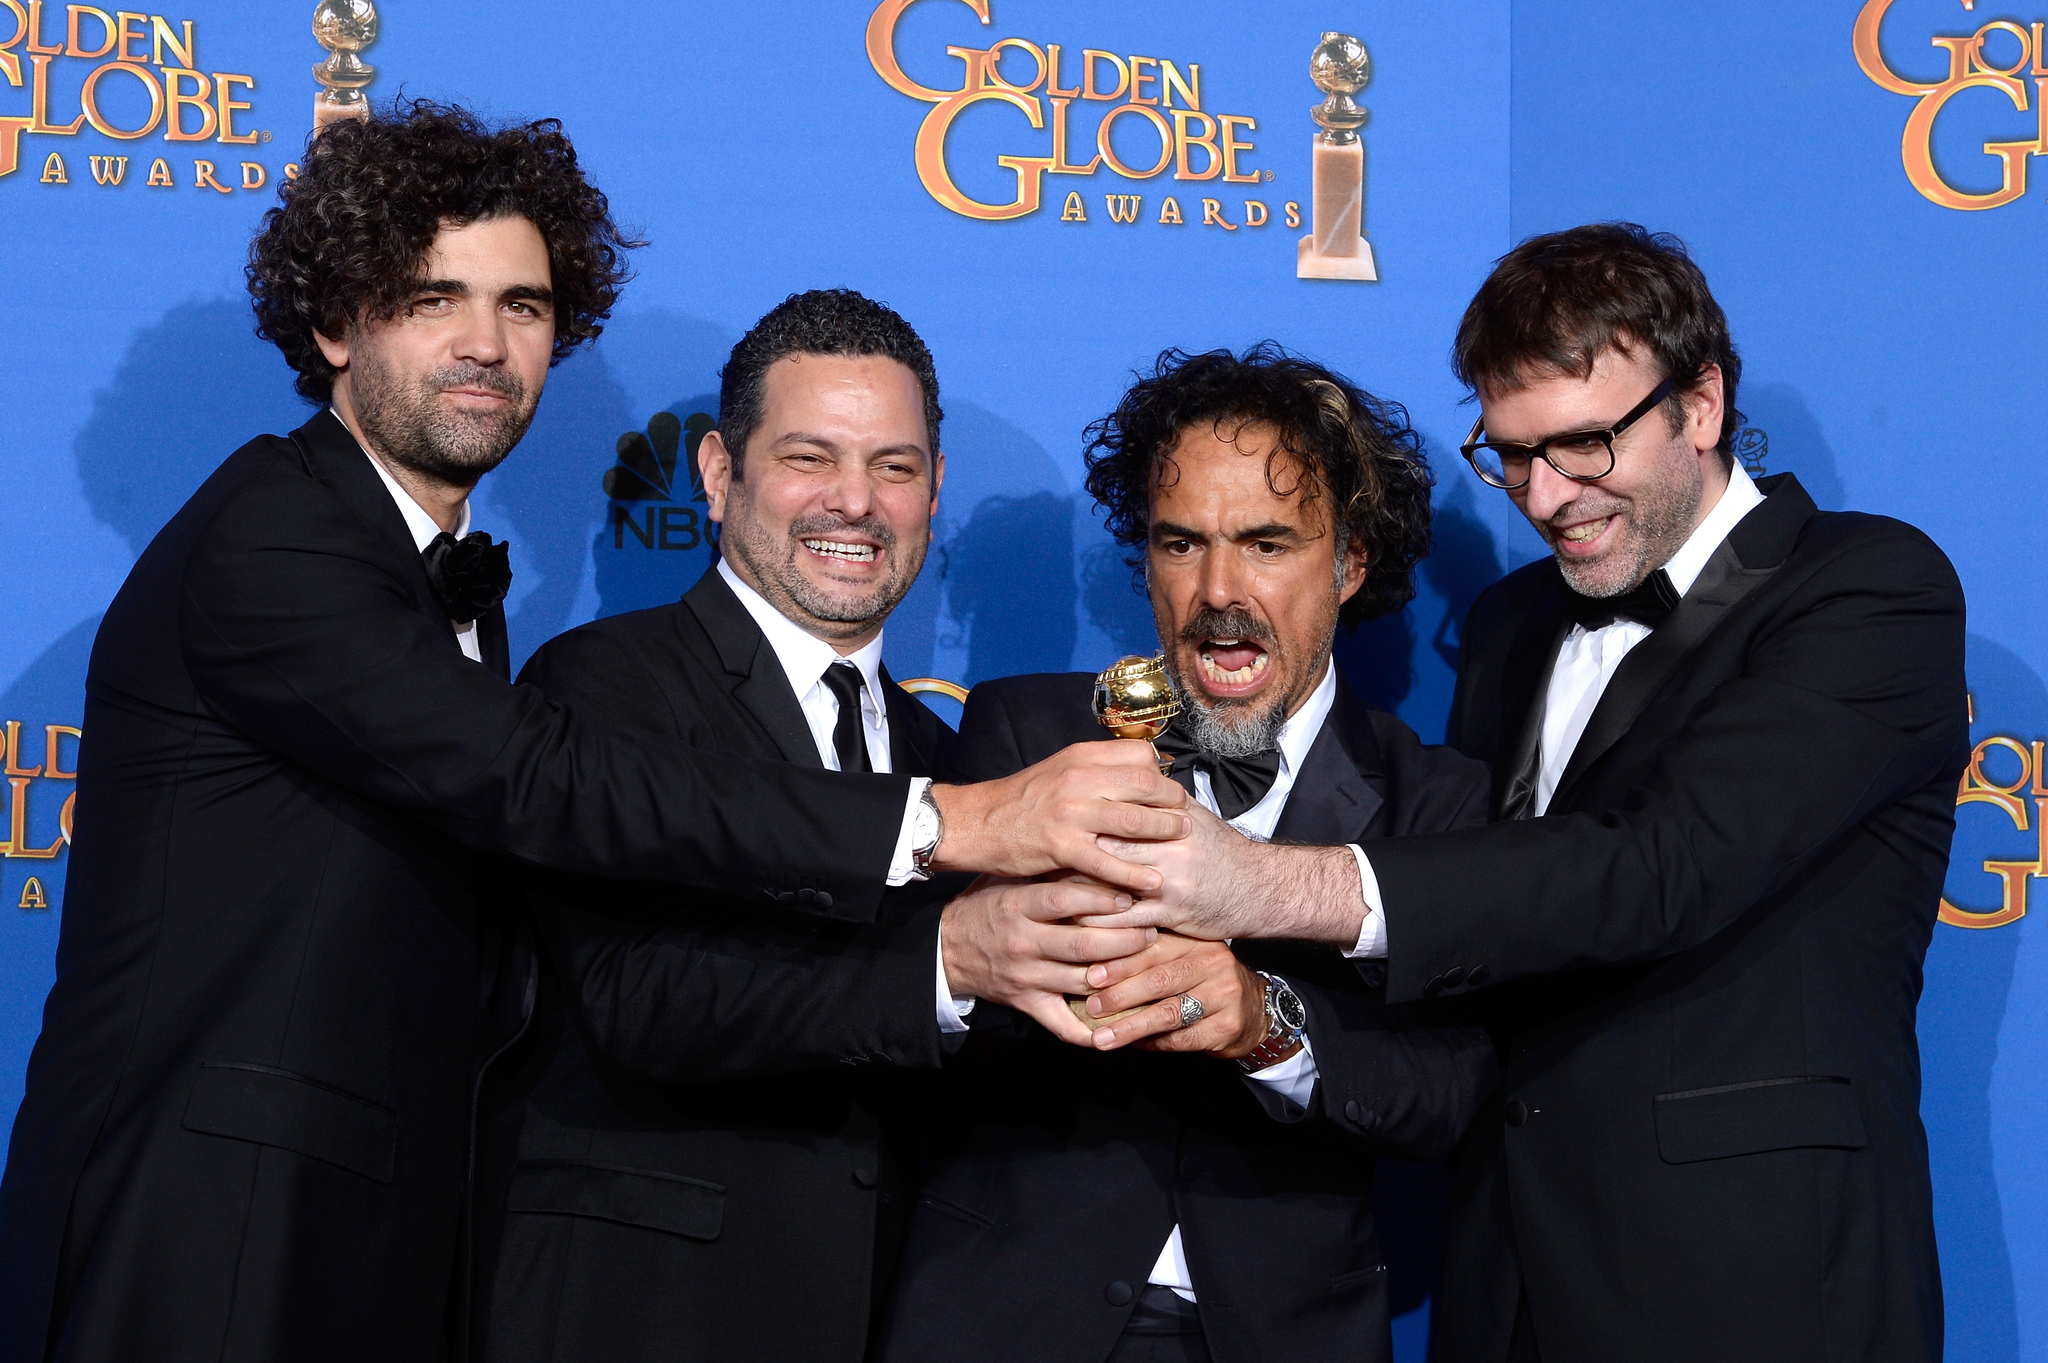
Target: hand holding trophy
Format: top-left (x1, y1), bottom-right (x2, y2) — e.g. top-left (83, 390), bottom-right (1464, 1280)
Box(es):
top-left (1071, 654), bottom-right (1184, 1026)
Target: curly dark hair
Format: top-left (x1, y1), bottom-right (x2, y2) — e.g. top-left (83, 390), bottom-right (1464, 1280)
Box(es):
top-left (717, 289), bottom-right (942, 474)
top-left (1453, 222), bottom-right (1743, 460)
top-left (1083, 344), bottom-right (1435, 629)
top-left (248, 100), bottom-right (642, 401)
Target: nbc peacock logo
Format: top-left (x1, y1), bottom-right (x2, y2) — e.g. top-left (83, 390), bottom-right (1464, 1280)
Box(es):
top-left (604, 411), bottom-right (714, 552)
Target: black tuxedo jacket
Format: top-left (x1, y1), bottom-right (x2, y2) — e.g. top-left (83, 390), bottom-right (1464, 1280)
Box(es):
top-left (0, 413), bottom-right (920, 1363)
top-left (1366, 476), bottom-right (1966, 1363)
top-left (877, 671), bottom-right (1497, 1363)
top-left (475, 568), bottom-right (965, 1363)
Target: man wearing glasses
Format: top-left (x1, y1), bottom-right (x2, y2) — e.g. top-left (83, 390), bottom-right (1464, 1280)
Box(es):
top-left (1079, 223), bottom-right (1965, 1363)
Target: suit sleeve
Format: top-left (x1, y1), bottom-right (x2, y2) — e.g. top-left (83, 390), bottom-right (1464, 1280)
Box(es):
top-left (1371, 524), bottom-right (1968, 1003)
top-left (177, 478), bottom-right (906, 921)
top-left (1274, 743), bottom-right (1498, 1155)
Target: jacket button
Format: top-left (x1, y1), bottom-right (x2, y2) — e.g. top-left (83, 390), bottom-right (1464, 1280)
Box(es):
top-left (1465, 965), bottom-right (1489, 986)
top-left (1505, 1099), bottom-right (1530, 1127)
top-left (1441, 966), bottom-right (1467, 989)
top-left (1104, 1281), bottom-right (1134, 1307)
top-left (1343, 1099), bottom-right (1363, 1124)
top-left (852, 1166), bottom-right (878, 1188)
top-left (1178, 1152), bottom-right (1201, 1179)
top-left (1422, 974), bottom-right (1444, 997)
top-left (812, 890), bottom-right (833, 910)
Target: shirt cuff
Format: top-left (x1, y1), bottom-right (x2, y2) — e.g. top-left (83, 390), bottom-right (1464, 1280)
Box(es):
top-left (1340, 843), bottom-right (1387, 959)
top-left (1243, 1025), bottom-right (1319, 1112)
top-left (885, 777), bottom-right (934, 887)
top-left (934, 923), bottom-right (975, 1033)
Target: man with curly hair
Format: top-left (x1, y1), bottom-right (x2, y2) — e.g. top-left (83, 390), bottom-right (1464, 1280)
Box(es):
top-left (879, 344), bottom-right (1497, 1363)
top-left (0, 104), bottom-right (1186, 1363)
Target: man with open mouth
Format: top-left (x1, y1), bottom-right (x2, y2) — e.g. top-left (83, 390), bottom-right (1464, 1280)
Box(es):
top-left (878, 343), bottom-right (1497, 1363)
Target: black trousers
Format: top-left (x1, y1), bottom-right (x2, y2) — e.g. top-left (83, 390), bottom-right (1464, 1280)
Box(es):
top-left (1105, 1286), bottom-right (1212, 1363)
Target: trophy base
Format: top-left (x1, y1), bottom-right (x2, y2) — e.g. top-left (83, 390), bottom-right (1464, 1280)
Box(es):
top-left (1068, 995), bottom-right (1148, 1028)
top-left (1297, 234), bottom-right (1379, 281)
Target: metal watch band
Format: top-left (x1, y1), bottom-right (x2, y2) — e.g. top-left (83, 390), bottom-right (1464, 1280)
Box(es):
top-left (1237, 971), bottom-right (1305, 1073)
top-left (909, 784), bottom-right (943, 880)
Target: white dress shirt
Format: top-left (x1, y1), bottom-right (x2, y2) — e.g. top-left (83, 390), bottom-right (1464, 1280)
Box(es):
top-left (1348, 465), bottom-right (1767, 955)
top-left (715, 560), bottom-right (970, 1034)
top-left (358, 433), bottom-right (482, 664)
top-left (1149, 659), bottom-right (1337, 1302)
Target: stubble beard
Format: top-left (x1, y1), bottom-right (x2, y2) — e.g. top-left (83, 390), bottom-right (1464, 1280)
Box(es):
top-left (721, 491), bottom-right (924, 638)
top-left (352, 347), bottom-right (538, 485)
top-left (1547, 457), bottom-right (1704, 598)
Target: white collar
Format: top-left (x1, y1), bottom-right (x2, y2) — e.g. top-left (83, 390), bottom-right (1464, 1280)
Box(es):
top-left (340, 410), bottom-right (473, 550)
top-left (717, 558), bottom-right (888, 717)
top-left (1661, 464), bottom-right (1764, 597)
top-left (1271, 657), bottom-right (1338, 780)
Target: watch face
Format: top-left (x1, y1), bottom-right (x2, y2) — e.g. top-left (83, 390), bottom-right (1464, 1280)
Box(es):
top-left (1272, 981), bottom-right (1308, 1032)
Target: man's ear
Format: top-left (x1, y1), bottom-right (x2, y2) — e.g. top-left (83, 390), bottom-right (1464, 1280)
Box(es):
top-left (929, 449), bottom-right (945, 516)
top-left (1683, 363), bottom-right (1726, 457)
top-left (312, 328), bottom-right (350, 372)
top-left (1337, 536), bottom-right (1370, 606)
top-left (699, 429), bottom-right (735, 524)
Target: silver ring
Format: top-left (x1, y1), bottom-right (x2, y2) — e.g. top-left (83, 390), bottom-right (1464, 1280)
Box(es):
top-left (1178, 994), bottom-right (1205, 1028)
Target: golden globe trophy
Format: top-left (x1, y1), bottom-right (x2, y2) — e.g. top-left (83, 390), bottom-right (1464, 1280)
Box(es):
top-left (312, 0), bottom-right (378, 130)
top-left (1296, 32), bottom-right (1380, 282)
top-left (1072, 654), bottom-right (1184, 1027)
top-left (1092, 654), bottom-right (1181, 776)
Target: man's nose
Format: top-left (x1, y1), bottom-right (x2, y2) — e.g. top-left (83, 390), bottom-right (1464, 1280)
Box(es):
top-left (1520, 456), bottom-right (1580, 524)
top-left (1198, 549), bottom-right (1250, 610)
top-left (450, 303), bottom-right (506, 367)
top-left (819, 460), bottom-right (873, 523)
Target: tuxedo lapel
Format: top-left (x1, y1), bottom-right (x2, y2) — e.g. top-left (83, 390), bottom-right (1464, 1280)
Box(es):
top-left (1272, 680), bottom-right (1384, 844)
top-left (289, 410), bottom-right (442, 617)
top-left (1497, 586), bottom-right (1571, 821)
top-left (879, 665), bottom-right (935, 777)
top-left (1549, 474), bottom-right (1816, 807)
top-left (478, 608), bottom-right (511, 682)
top-left (682, 569), bottom-right (823, 768)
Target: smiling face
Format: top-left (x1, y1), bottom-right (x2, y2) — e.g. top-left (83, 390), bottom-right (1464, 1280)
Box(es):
top-left (1488, 344), bottom-right (1727, 598)
top-left (700, 353), bottom-right (942, 652)
top-left (1146, 420), bottom-right (1366, 757)
top-left (316, 214), bottom-right (556, 489)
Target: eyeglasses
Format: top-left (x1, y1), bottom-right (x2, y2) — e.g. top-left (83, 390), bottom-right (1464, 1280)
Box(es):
top-left (1459, 377), bottom-right (1677, 490)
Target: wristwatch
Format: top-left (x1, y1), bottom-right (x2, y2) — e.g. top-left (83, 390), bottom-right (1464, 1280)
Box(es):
top-left (1237, 971), bottom-right (1308, 1072)
top-left (908, 783), bottom-right (943, 881)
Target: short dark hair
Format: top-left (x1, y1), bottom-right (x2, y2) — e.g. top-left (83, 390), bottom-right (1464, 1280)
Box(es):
top-left (717, 290), bottom-right (942, 475)
top-left (1083, 343), bottom-right (1435, 630)
top-left (1452, 222), bottom-right (1743, 459)
top-left (248, 100), bottom-right (641, 402)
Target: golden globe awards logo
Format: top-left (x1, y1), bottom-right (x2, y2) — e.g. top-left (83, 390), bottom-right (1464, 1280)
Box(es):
top-left (1854, 0), bottom-right (2048, 210)
top-left (865, 0), bottom-right (1291, 233)
top-left (1944, 711), bottom-right (2045, 929)
top-left (0, 720), bottom-right (77, 911)
top-left (0, 3), bottom-right (289, 192)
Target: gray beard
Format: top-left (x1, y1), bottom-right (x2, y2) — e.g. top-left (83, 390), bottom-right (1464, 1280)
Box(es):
top-left (1176, 693), bottom-right (1287, 759)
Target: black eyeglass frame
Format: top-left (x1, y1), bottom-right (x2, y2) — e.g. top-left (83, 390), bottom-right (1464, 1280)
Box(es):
top-left (1459, 376), bottom-right (1678, 490)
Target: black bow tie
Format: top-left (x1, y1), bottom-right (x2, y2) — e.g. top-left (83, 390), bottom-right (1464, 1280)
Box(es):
top-left (1153, 724), bottom-right (1282, 821)
top-left (421, 531), bottom-right (512, 625)
top-left (1560, 568), bottom-right (1680, 632)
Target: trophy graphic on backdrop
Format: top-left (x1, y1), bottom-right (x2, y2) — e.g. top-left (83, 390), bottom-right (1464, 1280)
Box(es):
top-left (1093, 654), bottom-right (1182, 777)
top-left (1296, 32), bottom-right (1379, 282)
top-left (1075, 654), bottom-right (1184, 1028)
top-left (313, 0), bottom-right (378, 129)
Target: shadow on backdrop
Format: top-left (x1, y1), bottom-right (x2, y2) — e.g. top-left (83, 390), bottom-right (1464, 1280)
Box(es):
top-left (1919, 631), bottom-right (2032, 1363)
top-left (1735, 384), bottom-right (1846, 511)
top-left (1421, 481), bottom-right (1509, 675)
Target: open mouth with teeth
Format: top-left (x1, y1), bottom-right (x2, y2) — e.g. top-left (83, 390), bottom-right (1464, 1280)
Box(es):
top-left (1554, 514), bottom-right (1618, 555)
top-left (1196, 638), bottom-right (1272, 696)
top-left (803, 538), bottom-right (878, 564)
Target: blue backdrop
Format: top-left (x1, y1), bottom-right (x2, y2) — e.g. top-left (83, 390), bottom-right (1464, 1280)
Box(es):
top-left (0, 1), bottom-right (2040, 1356)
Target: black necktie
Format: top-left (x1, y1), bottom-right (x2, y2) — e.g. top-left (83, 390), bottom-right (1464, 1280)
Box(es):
top-left (1152, 725), bottom-right (1281, 821)
top-left (820, 662), bottom-right (872, 773)
top-left (1560, 567), bottom-right (1680, 632)
top-left (420, 531), bottom-right (512, 625)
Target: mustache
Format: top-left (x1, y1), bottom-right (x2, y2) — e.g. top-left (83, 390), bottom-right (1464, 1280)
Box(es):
top-left (788, 513), bottom-right (897, 550)
top-left (428, 364), bottom-right (523, 402)
top-left (1178, 606), bottom-right (1273, 645)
